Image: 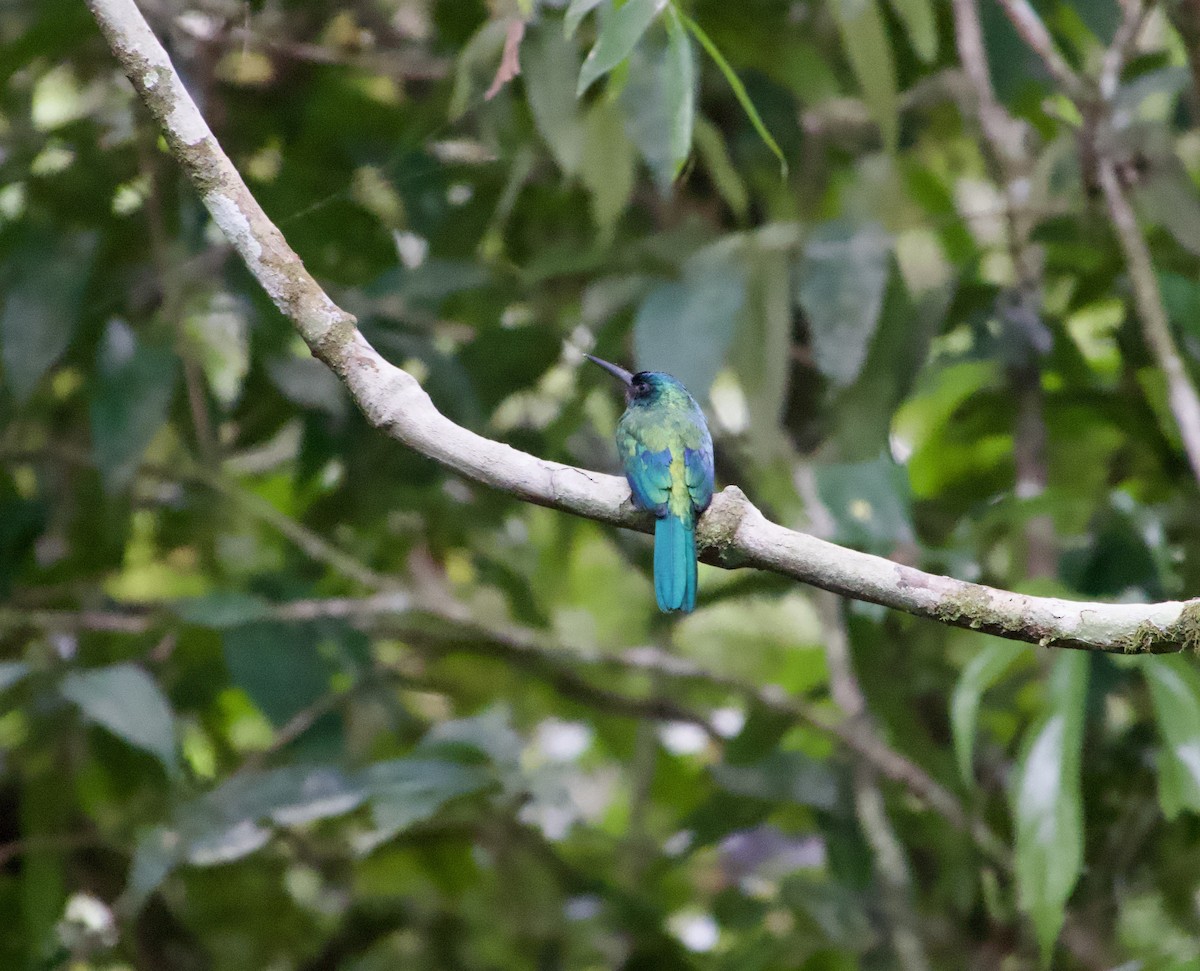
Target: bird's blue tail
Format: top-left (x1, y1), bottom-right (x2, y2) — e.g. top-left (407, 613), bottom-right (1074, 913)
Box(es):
top-left (654, 514), bottom-right (697, 613)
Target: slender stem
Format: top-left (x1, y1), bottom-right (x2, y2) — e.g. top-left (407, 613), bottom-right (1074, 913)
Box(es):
top-left (1097, 159), bottom-right (1200, 483)
top-left (995, 0), bottom-right (1088, 99)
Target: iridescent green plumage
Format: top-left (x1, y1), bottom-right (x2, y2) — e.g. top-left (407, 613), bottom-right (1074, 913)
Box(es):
top-left (587, 356), bottom-right (714, 613)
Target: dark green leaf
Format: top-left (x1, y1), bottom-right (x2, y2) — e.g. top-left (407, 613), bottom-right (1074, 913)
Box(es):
top-left (664, 8), bottom-right (695, 182)
top-left (358, 758), bottom-right (493, 852)
top-left (0, 230), bottom-right (96, 402)
top-left (795, 221), bottom-right (891, 388)
top-left (712, 752), bottom-right (841, 811)
top-left (174, 592), bottom-right (274, 629)
top-left (633, 242), bottom-right (747, 398)
top-left (617, 29), bottom-right (693, 191)
top-left (89, 321), bottom-right (177, 492)
top-left (577, 0), bottom-right (665, 96)
top-left (681, 13), bottom-right (787, 174)
top-left (60, 663), bottom-right (177, 774)
top-left (813, 454), bottom-right (913, 553)
top-left (222, 622), bottom-right (332, 728)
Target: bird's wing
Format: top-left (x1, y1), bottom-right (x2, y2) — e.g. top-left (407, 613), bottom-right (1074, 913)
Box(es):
top-left (618, 435), bottom-right (672, 514)
top-left (684, 446), bottom-right (714, 513)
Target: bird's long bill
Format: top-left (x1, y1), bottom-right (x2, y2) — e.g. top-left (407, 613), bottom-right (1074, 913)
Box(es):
top-left (584, 354), bottom-right (634, 386)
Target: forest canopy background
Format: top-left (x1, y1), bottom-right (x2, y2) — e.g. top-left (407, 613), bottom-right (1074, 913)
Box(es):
top-left (7, 0), bottom-right (1200, 969)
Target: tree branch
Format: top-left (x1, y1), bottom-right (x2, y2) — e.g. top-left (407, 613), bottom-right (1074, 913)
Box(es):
top-left (82, 0), bottom-right (1200, 656)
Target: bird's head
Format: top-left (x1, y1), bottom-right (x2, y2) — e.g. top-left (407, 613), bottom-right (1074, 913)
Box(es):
top-left (584, 355), bottom-right (685, 405)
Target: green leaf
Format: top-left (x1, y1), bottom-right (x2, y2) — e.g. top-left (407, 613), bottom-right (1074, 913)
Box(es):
top-left (633, 242), bottom-right (747, 398)
top-left (222, 622), bottom-right (333, 728)
top-left (124, 756), bottom-right (494, 906)
top-left (449, 18), bottom-right (511, 120)
top-left (576, 0), bottom-right (666, 96)
top-left (60, 663), bottom-right (177, 774)
top-left (795, 221), bottom-right (891, 388)
top-left (730, 236), bottom-right (793, 457)
top-left (88, 321), bottom-right (178, 492)
top-left (951, 640), bottom-right (1021, 786)
top-left (182, 292), bottom-right (250, 409)
top-left (681, 13), bottom-right (787, 175)
top-left (693, 116), bottom-right (749, 219)
top-left (173, 592), bottom-right (273, 629)
top-left (1012, 651), bottom-right (1090, 965)
top-left (1134, 160), bottom-right (1200, 258)
top-left (1, 230), bottom-right (96, 402)
top-left (813, 454), bottom-right (914, 553)
top-left (565, 0), bottom-right (607, 39)
top-left (0, 661), bottom-right (28, 694)
top-left (619, 27), bottom-right (696, 190)
top-left (886, 0), bottom-right (938, 62)
top-left (1144, 655), bottom-right (1200, 819)
top-left (580, 99), bottom-right (637, 235)
top-left (358, 758), bottom-right (493, 852)
top-left (828, 0), bottom-right (899, 152)
top-left (617, 23), bottom-right (694, 191)
top-left (664, 8), bottom-right (695, 181)
top-left (712, 751), bottom-right (841, 811)
top-left (523, 22), bottom-right (585, 175)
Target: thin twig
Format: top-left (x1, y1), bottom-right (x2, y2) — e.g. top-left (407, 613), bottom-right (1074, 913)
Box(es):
top-left (1097, 158), bottom-right (1200, 482)
top-left (1100, 0), bottom-right (1147, 101)
top-left (995, 0), bottom-right (1088, 99)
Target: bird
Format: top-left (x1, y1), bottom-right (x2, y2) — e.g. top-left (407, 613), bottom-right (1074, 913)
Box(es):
top-left (585, 354), bottom-right (714, 613)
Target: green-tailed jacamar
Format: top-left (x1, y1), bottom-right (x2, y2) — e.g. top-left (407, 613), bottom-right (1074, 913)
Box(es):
top-left (586, 355), bottom-right (714, 613)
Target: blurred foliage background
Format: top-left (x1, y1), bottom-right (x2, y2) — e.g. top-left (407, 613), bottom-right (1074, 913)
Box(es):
top-left (8, 0), bottom-right (1200, 967)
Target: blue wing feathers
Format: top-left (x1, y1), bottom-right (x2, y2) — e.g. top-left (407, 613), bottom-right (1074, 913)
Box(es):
top-left (684, 447), bottom-right (714, 512)
top-left (623, 446), bottom-right (672, 514)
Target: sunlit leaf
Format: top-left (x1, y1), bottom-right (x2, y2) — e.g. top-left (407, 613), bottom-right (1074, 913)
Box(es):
top-left (60, 663), bottom-right (177, 774)
top-left (951, 640), bottom-right (1021, 786)
top-left (576, 0), bottom-right (666, 95)
top-left (1012, 651), bottom-right (1089, 965)
top-left (1145, 656), bottom-right (1200, 819)
top-left (887, 0), bottom-right (937, 62)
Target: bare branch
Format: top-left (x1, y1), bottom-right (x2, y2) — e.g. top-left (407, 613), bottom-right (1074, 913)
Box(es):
top-left (79, 0), bottom-right (1200, 656)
